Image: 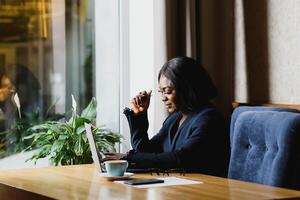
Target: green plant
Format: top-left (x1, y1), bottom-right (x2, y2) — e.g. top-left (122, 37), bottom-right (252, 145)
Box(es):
top-left (0, 102), bottom-right (64, 157)
top-left (24, 96), bottom-right (122, 166)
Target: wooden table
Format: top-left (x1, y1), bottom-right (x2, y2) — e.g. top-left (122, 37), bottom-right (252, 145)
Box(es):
top-left (0, 164), bottom-right (299, 200)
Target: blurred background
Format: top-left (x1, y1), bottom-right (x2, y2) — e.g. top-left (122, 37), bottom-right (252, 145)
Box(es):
top-left (0, 0), bottom-right (95, 158)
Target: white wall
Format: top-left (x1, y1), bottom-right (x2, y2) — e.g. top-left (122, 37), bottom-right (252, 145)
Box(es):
top-left (128, 0), bottom-right (155, 137)
top-left (95, 0), bottom-right (158, 151)
top-left (120, 0), bottom-right (161, 151)
top-left (268, 1), bottom-right (300, 103)
top-left (234, 0), bottom-right (300, 103)
top-left (95, 0), bottom-right (120, 134)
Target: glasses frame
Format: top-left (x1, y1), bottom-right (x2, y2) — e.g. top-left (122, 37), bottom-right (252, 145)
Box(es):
top-left (148, 168), bottom-right (186, 176)
top-left (157, 87), bottom-right (175, 96)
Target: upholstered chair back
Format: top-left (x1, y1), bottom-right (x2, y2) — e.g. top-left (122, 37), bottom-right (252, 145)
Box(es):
top-left (229, 107), bottom-right (300, 190)
top-left (230, 106), bottom-right (298, 146)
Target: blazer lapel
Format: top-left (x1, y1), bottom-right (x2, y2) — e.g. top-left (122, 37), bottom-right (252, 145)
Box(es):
top-left (168, 114), bottom-right (181, 149)
top-left (171, 113), bottom-right (193, 150)
top-left (171, 126), bottom-right (182, 150)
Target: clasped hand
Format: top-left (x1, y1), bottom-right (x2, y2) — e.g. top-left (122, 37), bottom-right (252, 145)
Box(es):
top-left (100, 90), bottom-right (152, 162)
top-left (130, 90), bottom-right (152, 114)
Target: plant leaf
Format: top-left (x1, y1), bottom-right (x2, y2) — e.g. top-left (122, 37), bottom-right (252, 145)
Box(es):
top-left (13, 93), bottom-right (21, 119)
top-left (76, 126), bottom-right (86, 135)
top-left (74, 135), bottom-right (83, 156)
top-left (81, 97), bottom-right (97, 122)
top-left (24, 97), bottom-right (122, 166)
top-left (45, 97), bottom-right (60, 117)
top-left (71, 94), bottom-right (77, 114)
top-left (75, 117), bottom-right (90, 129)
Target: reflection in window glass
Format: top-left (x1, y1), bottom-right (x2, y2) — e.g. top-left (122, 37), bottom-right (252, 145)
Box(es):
top-left (0, 0), bottom-right (95, 159)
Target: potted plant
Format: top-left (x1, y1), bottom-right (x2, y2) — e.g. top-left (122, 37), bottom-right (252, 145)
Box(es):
top-left (0, 103), bottom-right (64, 157)
top-left (24, 95), bottom-right (122, 166)
top-left (0, 94), bottom-right (64, 158)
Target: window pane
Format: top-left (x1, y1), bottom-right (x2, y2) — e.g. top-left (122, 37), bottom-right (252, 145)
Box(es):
top-left (0, 0), bottom-right (94, 160)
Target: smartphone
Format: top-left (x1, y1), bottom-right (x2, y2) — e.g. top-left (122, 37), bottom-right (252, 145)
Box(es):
top-left (124, 179), bottom-right (164, 185)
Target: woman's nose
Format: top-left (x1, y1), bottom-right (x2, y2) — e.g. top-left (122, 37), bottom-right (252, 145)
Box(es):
top-left (161, 95), bottom-right (167, 101)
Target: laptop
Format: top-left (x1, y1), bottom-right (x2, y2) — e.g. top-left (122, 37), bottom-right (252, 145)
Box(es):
top-left (85, 123), bottom-right (104, 172)
top-left (85, 123), bottom-right (149, 173)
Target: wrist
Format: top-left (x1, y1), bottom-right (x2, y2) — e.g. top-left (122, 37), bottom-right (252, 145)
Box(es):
top-left (122, 150), bottom-right (135, 162)
top-left (123, 107), bottom-right (134, 115)
top-left (123, 107), bottom-right (146, 116)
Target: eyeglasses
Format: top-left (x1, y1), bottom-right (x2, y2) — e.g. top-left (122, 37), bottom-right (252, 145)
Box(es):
top-left (99, 163), bottom-right (185, 176)
top-left (148, 168), bottom-right (186, 176)
top-left (158, 87), bottom-right (174, 96)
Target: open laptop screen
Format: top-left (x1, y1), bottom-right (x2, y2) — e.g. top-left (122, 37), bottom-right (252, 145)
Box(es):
top-left (85, 123), bottom-right (103, 173)
top-left (85, 123), bottom-right (149, 173)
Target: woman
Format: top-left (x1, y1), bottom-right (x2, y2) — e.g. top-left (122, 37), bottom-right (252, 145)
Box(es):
top-left (0, 64), bottom-right (40, 131)
top-left (108, 57), bottom-right (229, 177)
top-left (0, 71), bottom-right (16, 131)
top-left (5, 64), bottom-right (40, 114)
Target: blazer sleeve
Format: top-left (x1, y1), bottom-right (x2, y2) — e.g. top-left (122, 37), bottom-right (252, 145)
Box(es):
top-left (124, 109), bottom-right (229, 174)
top-left (124, 111), bottom-right (170, 153)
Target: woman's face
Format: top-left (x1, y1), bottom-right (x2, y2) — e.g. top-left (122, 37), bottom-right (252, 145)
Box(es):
top-left (0, 76), bottom-right (13, 102)
top-left (158, 75), bottom-right (177, 113)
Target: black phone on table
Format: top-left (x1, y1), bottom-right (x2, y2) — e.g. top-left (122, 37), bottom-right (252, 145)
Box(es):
top-left (124, 179), bottom-right (164, 185)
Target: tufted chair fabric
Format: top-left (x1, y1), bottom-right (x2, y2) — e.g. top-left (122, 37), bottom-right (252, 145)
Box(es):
top-left (230, 106), bottom-right (299, 146)
top-left (229, 109), bottom-right (300, 190)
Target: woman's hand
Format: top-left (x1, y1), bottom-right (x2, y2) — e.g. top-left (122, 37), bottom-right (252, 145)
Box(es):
top-left (130, 90), bottom-right (152, 115)
top-left (101, 153), bottom-right (126, 162)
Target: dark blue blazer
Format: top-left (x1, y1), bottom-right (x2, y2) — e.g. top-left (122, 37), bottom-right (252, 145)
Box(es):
top-left (124, 106), bottom-right (229, 177)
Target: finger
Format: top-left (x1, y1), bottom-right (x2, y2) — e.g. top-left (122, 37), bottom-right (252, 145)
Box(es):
top-left (130, 99), bottom-right (140, 114)
top-left (117, 153), bottom-right (126, 159)
top-left (101, 156), bottom-right (116, 162)
top-left (138, 106), bottom-right (145, 112)
top-left (140, 95), bottom-right (146, 102)
top-left (133, 97), bottom-right (139, 106)
top-left (136, 95), bottom-right (142, 106)
top-left (138, 92), bottom-right (145, 103)
top-left (130, 98), bottom-right (135, 105)
top-left (140, 91), bottom-right (148, 101)
top-left (147, 90), bottom-right (152, 100)
top-left (104, 153), bottom-right (115, 156)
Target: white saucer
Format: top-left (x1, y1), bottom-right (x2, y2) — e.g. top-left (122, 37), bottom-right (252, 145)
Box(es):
top-left (100, 172), bottom-right (134, 181)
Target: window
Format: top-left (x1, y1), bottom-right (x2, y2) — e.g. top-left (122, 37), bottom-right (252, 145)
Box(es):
top-left (0, 0), bottom-right (95, 161)
top-left (0, 0), bottom-right (164, 167)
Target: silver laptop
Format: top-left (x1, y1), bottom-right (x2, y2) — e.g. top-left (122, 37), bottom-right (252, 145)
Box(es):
top-left (85, 123), bottom-right (104, 173)
top-left (85, 123), bottom-right (149, 173)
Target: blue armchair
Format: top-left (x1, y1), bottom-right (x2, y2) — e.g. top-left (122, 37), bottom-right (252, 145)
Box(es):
top-left (230, 106), bottom-right (298, 146)
top-left (228, 107), bottom-right (300, 190)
